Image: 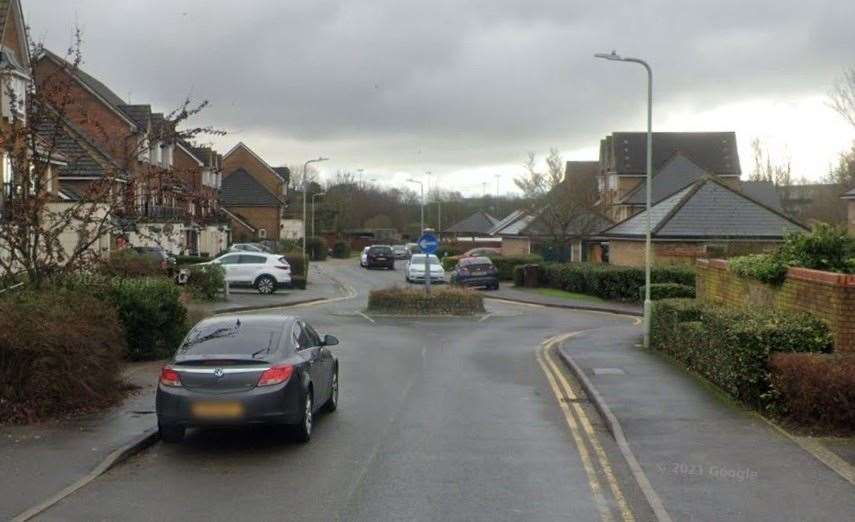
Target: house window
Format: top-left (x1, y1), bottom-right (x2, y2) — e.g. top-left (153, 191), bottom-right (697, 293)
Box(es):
top-left (1, 73), bottom-right (27, 121)
top-left (258, 228), bottom-right (267, 239)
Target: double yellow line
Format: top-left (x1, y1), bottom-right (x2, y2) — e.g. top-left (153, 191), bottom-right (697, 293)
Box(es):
top-left (536, 334), bottom-right (634, 522)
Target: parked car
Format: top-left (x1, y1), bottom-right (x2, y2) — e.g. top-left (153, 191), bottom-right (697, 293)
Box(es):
top-left (202, 252), bottom-right (291, 294)
top-left (391, 245), bottom-right (410, 260)
top-left (229, 242), bottom-right (273, 253)
top-left (359, 246), bottom-right (370, 267)
top-left (405, 254), bottom-right (445, 284)
top-left (450, 256), bottom-right (499, 290)
top-left (132, 246), bottom-right (177, 274)
top-left (461, 247), bottom-right (501, 258)
top-left (363, 245), bottom-right (395, 270)
top-left (406, 242), bottom-right (421, 255)
top-left (156, 314), bottom-right (339, 443)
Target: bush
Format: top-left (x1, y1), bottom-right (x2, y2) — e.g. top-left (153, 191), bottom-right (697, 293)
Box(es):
top-left (284, 253), bottom-right (309, 280)
top-left (770, 353), bottom-right (855, 431)
top-left (186, 264), bottom-right (225, 301)
top-left (532, 262), bottom-right (695, 302)
top-left (99, 249), bottom-right (164, 278)
top-left (441, 255), bottom-right (461, 271)
top-left (0, 290), bottom-right (126, 423)
top-left (729, 253), bottom-right (789, 284)
top-left (305, 237), bottom-right (328, 261)
top-left (275, 238), bottom-right (301, 254)
top-left (512, 265), bottom-right (526, 286)
top-left (109, 277), bottom-right (188, 361)
top-left (290, 276), bottom-right (307, 290)
top-left (368, 286), bottom-right (485, 315)
top-left (642, 283), bottom-right (696, 301)
top-left (331, 240), bottom-right (352, 259)
top-left (650, 300), bottom-right (832, 408)
top-left (778, 223), bottom-right (854, 273)
top-left (435, 245), bottom-right (464, 258)
top-left (490, 255), bottom-right (543, 281)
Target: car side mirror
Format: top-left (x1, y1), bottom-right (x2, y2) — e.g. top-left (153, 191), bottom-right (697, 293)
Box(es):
top-left (323, 334), bottom-right (339, 346)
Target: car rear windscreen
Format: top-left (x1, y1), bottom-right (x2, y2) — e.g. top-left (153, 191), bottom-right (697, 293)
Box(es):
top-left (179, 325), bottom-right (283, 357)
top-left (369, 246), bottom-right (392, 255)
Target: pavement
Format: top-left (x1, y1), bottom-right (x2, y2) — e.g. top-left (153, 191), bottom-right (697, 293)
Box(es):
top-left (556, 325), bottom-right (855, 521)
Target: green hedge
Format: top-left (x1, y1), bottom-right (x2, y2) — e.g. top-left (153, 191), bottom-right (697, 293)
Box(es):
top-left (98, 249), bottom-right (164, 278)
top-left (651, 299), bottom-right (832, 408)
top-left (534, 262), bottom-right (696, 302)
top-left (331, 240), bottom-right (351, 259)
top-left (283, 253), bottom-right (309, 280)
top-left (186, 264), bottom-right (225, 301)
top-left (367, 287), bottom-right (485, 315)
top-left (109, 278), bottom-right (188, 361)
top-left (175, 255), bottom-right (210, 266)
top-left (729, 253), bottom-right (788, 284)
top-left (642, 283), bottom-right (696, 301)
top-left (441, 255), bottom-right (461, 271)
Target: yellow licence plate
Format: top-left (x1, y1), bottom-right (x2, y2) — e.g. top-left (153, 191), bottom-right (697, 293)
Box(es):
top-left (191, 402), bottom-right (244, 419)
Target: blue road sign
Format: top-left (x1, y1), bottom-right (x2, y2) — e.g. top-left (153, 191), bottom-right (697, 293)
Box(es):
top-left (418, 233), bottom-right (439, 254)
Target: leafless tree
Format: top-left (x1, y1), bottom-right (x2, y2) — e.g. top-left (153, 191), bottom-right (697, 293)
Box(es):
top-left (749, 138), bottom-right (792, 187)
top-left (514, 149), bottom-right (601, 247)
top-left (0, 32), bottom-right (221, 287)
top-left (830, 67), bottom-right (855, 128)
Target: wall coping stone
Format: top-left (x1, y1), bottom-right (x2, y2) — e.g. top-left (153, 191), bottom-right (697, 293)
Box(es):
top-left (697, 258), bottom-right (855, 288)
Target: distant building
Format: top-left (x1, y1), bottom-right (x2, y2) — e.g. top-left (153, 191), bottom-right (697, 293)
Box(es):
top-left (221, 143), bottom-right (288, 242)
top-left (445, 210), bottom-right (499, 239)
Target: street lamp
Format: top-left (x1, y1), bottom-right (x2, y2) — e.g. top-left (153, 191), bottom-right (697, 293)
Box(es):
top-left (595, 50), bottom-right (653, 349)
top-left (311, 192), bottom-right (326, 238)
top-left (303, 157), bottom-right (329, 259)
top-left (407, 178), bottom-right (424, 234)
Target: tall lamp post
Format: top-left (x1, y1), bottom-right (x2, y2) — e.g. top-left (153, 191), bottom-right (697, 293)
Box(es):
top-left (311, 192), bottom-right (326, 237)
top-left (595, 50), bottom-right (653, 349)
top-left (407, 178), bottom-right (424, 235)
top-left (303, 157), bottom-right (329, 260)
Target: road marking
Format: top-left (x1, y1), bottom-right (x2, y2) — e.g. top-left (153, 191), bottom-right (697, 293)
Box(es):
top-left (357, 312), bottom-right (376, 324)
top-left (632, 317), bottom-right (642, 326)
top-left (478, 313), bottom-right (493, 322)
top-left (536, 349), bottom-right (614, 522)
top-left (544, 345), bottom-right (635, 522)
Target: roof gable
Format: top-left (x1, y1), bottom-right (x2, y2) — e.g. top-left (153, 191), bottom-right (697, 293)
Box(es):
top-left (446, 210), bottom-right (499, 234)
top-left (603, 177), bottom-right (805, 239)
top-left (0, 0), bottom-right (30, 71)
top-left (621, 153), bottom-right (710, 206)
top-left (740, 181), bottom-right (783, 211)
top-left (224, 142), bottom-right (285, 182)
top-left (220, 169), bottom-right (282, 208)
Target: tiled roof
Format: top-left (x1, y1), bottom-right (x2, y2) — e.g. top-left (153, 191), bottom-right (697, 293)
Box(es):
top-left (602, 177), bottom-right (806, 239)
top-left (273, 167), bottom-right (291, 184)
top-left (488, 210), bottom-right (526, 236)
top-left (842, 187), bottom-right (855, 199)
top-left (565, 161), bottom-right (599, 181)
top-left (220, 169), bottom-right (281, 207)
top-left (446, 211), bottom-right (499, 234)
top-left (605, 132), bottom-right (741, 176)
top-left (740, 181), bottom-right (783, 211)
top-left (118, 104), bottom-right (152, 129)
top-left (621, 153), bottom-right (710, 206)
top-left (35, 108), bottom-right (126, 179)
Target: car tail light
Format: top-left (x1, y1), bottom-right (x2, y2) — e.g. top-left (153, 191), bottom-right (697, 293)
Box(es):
top-left (275, 265), bottom-right (291, 271)
top-left (160, 367), bottom-right (182, 387)
top-left (257, 364), bottom-right (294, 387)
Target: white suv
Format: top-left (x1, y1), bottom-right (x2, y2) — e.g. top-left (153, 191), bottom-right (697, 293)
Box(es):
top-left (206, 252), bottom-right (292, 294)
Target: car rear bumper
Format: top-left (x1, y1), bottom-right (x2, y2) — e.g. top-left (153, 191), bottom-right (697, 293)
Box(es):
top-left (156, 380), bottom-right (304, 427)
top-left (408, 274), bottom-right (445, 283)
top-left (453, 275), bottom-right (498, 287)
top-left (366, 259), bottom-right (394, 268)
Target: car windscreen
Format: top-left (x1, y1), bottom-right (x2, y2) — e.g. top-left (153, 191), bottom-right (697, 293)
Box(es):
top-left (369, 246), bottom-right (392, 255)
top-left (178, 324), bottom-right (283, 358)
top-left (411, 255), bottom-right (440, 265)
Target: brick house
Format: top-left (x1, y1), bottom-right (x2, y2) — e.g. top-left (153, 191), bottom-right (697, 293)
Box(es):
top-left (843, 188), bottom-right (855, 235)
top-left (599, 176), bottom-right (807, 267)
top-left (32, 50), bottom-right (227, 254)
top-left (221, 142), bottom-right (288, 241)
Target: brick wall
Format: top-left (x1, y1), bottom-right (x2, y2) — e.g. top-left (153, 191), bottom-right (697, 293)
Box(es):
top-left (223, 145), bottom-right (284, 199)
top-left (847, 199), bottom-right (855, 236)
top-left (697, 259), bottom-right (855, 353)
top-left (227, 206), bottom-right (280, 242)
top-left (610, 240), bottom-right (777, 267)
top-left (502, 237), bottom-right (531, 256)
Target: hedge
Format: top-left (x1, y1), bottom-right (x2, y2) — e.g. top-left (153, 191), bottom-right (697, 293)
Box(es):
top-left (729, 253), bottom-right (788, 284)
top-left (641, 283), bottom-right (696, 301)
top-left (770, 353), bottom-right (855, 431)
top-left (186, 264), bottom-right (225, 301)
top-left (108, 277), bottom-right (188, 361)
top-left (532, 262), bottom-right (696, 302)
top-left (283, 253), bottom-right (309, 282)
top-left (367, 287), bottom-right (485, 315)
top-left (651, 299), bottom-right (832, 408)
top-left (175, 254), bottom-right (210, 266)
top-left (0, 290), bottom-right (126, 423)
top-left (331, 240), bottom-right (351, 259)
top-left (99, 249), bottom-right (164, 278)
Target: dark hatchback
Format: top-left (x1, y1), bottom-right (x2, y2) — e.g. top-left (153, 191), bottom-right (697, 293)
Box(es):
top-left (156, 314), bottom-right (339, 444)
top-left (450, 256), bottom-right (499, 290)
top-left (365, 245), bottom-right (395, 269)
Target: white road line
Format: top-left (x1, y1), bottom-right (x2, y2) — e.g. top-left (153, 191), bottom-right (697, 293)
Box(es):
top-left (358, 312), bottom-right (376, 324)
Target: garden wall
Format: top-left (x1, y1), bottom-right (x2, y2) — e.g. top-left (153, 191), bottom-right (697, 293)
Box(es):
top-left (696, 258), bottom-right (855, 353)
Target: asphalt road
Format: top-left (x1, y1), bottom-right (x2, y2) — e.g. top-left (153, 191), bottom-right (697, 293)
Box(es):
top-left (36, 259), bottom-right (656, 521)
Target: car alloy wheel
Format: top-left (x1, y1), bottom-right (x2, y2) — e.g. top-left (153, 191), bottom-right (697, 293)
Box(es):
top-left (295, 391), bottom-right (313, 443)
top-left (256, 276), bottom-right (275, 295)
top-left (324, 370), bottom-right (338, 412)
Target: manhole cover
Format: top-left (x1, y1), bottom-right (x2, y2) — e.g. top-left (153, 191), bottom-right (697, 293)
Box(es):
top-left (592, 368), bottom-right (625, 375)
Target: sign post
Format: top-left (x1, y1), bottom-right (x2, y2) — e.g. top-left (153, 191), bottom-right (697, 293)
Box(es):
top-left (417, 231), bottom-right (439, 296)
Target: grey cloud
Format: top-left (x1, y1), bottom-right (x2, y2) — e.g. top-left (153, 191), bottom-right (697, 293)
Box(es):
top-left (23, 0), bottom-right (855, 175)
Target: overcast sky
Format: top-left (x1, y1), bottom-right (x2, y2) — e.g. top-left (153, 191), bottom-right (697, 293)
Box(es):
top-left (24, 0), bottom-right (855, 195)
